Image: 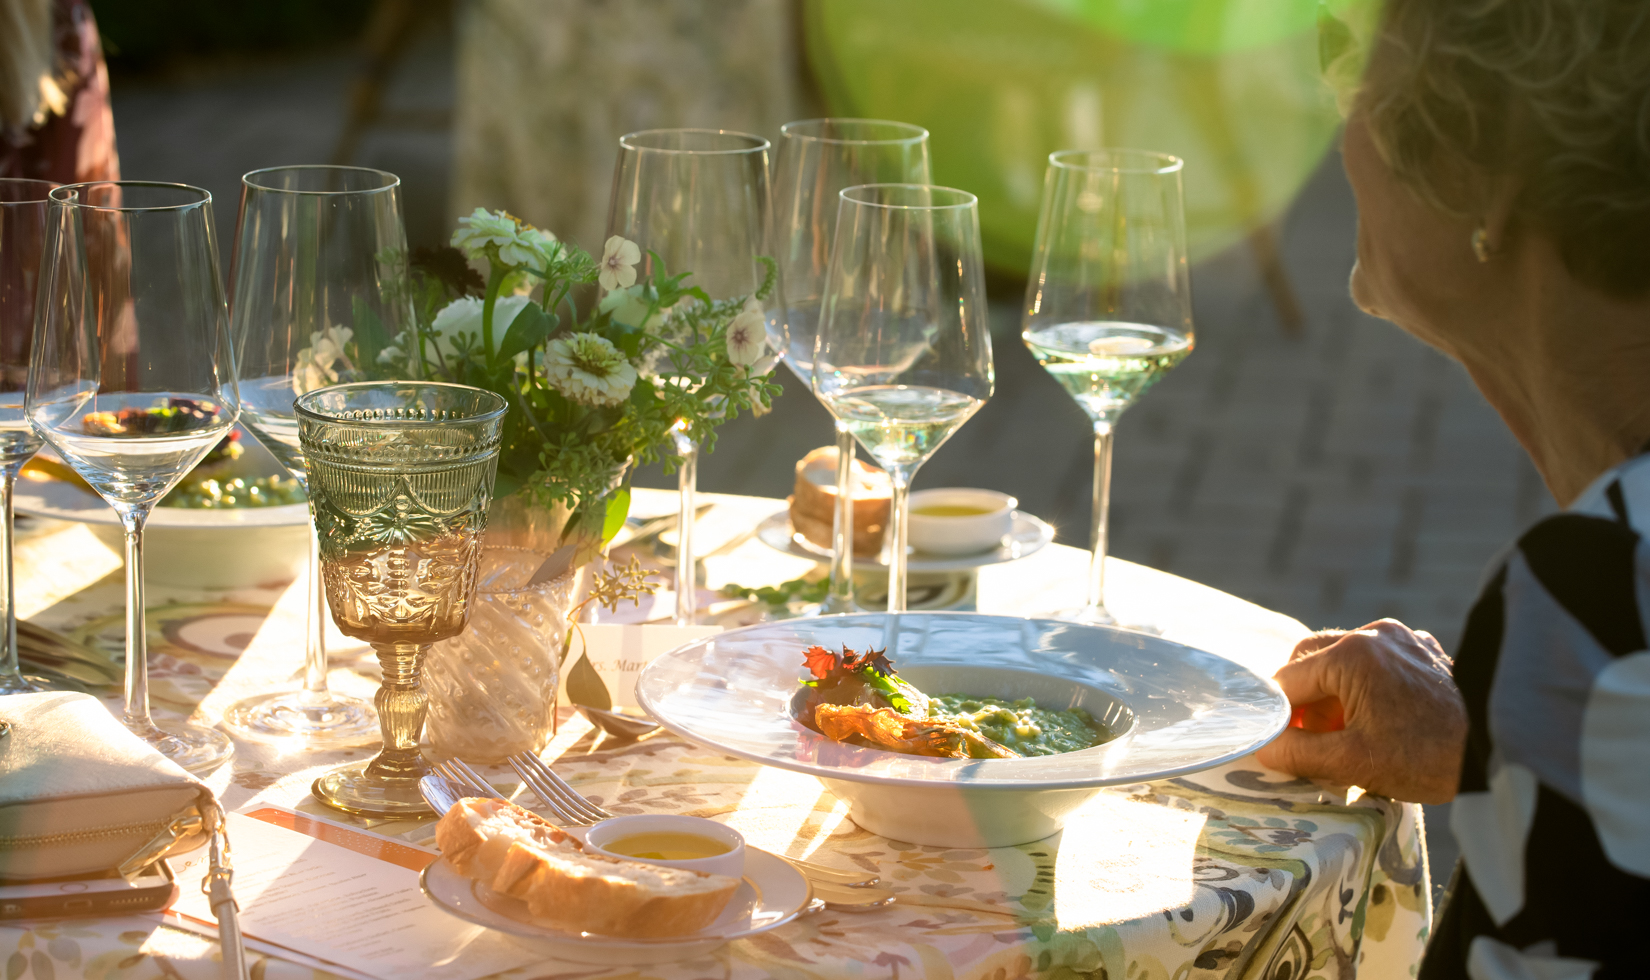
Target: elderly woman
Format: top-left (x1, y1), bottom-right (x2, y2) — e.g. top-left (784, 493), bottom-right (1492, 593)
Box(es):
top-left (1253, 0), bottom-right (1650, 976)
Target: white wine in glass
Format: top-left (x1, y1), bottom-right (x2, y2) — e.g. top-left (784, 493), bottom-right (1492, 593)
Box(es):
top-left (814, 184), bottom-right (993, 612)
top-left (774, 119), bottom-right (930, 613)
top-left (29, 181), bottom-right (239, 773)
top-left (1023, 150), bottom-right (1195, 626)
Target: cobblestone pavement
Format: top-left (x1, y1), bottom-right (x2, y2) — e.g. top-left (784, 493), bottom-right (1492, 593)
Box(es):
top-left (111, 29), bottom-right (1557, 896)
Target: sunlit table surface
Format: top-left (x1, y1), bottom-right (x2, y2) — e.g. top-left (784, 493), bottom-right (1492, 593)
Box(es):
top-left (2, 488), bottom-right (1429, 980)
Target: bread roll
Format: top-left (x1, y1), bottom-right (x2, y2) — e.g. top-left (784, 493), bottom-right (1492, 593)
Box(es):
top-left (789, 446), bottom-right (890, 557)
top-left (433, 798), bottom-right (740, 939)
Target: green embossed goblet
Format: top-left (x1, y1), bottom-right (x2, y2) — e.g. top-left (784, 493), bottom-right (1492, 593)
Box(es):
top-left (297, 381), bottom-right (506, 817)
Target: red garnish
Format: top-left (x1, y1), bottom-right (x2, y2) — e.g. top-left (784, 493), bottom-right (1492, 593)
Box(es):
top-left (804, 645), bottom-right (839, 680)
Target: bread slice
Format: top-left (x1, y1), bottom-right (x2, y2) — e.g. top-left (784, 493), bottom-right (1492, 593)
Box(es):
top-left (433, 798), bottom-right (741, 939)
top-left (493, 840), bottom-right (741, 938)
top-left (434, 798), bottom-right (580, 881)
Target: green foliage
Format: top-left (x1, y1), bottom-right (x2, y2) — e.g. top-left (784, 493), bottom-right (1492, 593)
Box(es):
top-left (350, 212), bottom-right (781, 562)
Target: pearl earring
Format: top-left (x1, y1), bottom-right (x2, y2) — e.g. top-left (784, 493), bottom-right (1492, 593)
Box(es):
top-left (1471, 226), bottom-right (1492, 263)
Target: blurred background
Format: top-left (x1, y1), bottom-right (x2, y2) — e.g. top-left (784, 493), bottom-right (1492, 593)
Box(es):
top-left (71, 0), bottom-right (1555, 890)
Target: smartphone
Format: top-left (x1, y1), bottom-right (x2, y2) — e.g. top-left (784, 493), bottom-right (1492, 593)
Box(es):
top-left (0, 861), bottom-right (177, 920)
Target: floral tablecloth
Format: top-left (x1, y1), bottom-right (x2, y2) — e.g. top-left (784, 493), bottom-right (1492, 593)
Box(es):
top-left (1, 490), bottom-right (1429, 980)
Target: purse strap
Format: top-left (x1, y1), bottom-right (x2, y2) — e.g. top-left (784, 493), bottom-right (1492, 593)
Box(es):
top-left (200, 801), bottom-right (249, 980)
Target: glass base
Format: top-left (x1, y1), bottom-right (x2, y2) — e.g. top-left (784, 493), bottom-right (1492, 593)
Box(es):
top-left (0, 671), bottom-right (58, 695)
top-left (313, 759), bottom-right (435, 817)
top-left (222, 690), bottom-right (379, 748)
top-left (1045, 604), bottom-right (1118, 626)
top-left (132, 720), bottom-right (234, 773)
top-left (1042, 605), bottom-right (1163, 634)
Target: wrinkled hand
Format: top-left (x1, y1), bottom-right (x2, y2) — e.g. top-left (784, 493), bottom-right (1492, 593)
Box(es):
top-left (1254, 619), bottom-right (1467, 804)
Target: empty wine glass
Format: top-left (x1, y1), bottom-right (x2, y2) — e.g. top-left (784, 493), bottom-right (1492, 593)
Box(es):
top-left (222, 165), bottom-right (410, 747)
top-left (813, 185), bottom-right (994, 612)
top-left (0, 178), bottom-right (59, 695)
top-left (1022, 150), bottom-right (1194, 626)
top-left (28, 182), bottom-right (238, 771)
top-left (299, 382), bottom-right (505, 817)
top-left (606, 128), bottom-right (782, 625)
top-left (774, 119), bottom-right (930, 614)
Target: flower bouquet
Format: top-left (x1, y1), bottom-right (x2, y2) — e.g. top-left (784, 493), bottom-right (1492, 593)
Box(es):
top-left (298, 208), bottom-right (780, 570)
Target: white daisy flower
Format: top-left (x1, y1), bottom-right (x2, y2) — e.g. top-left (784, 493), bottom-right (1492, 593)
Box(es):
top-left (599, 236), bottom-right (641, 291)
top-left (543, 333), bottom-right (638, 406)
top-left (450, 208), bottom-right (520, 260)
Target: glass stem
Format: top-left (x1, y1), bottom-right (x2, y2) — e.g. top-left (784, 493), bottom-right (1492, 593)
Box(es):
top-left (1085, 421), bottom-right (1115, 617)
top-left (0, 469), bottom-right (21, 682)
top-left (301, 527), bottom-right (330, 703)
top-left (674, 429), bottom-right (697, 627)
top-left (122, 513), bottom-right (157, 736)
top-left (886, 468), bottom-right (913, 613)
top-left (363, 642), bottom-right (427, 780)
top-left (825, 422), bottom-right (856, 614)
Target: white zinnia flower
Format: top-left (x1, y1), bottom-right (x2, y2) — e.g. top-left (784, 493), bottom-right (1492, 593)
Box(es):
top-left (450, 208), bottom-right (520, 260)
top-left (500, 224), bottom-right (557, 270)
top-left (291, 326), bottom-right (355, 394)
top-left (725, 299), bottom-right (767, 366)
top-left (376, 344), bottom-right (405, 366)
top-left (543, 333), bottom-right (638, 406)
top-left (599, 236), bottom-right (641, 291)
top-left (430, 295), bottom-right (530, 362)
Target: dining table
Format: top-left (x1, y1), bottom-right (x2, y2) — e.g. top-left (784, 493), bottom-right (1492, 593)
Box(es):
top-left (0, 487), bottom-right (1430, 980)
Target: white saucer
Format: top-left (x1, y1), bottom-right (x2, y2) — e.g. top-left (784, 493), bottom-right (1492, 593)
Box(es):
top-left (756, 509), bottom-right (1054, 572)
top-left (419, 848), bottom-right (812, 965)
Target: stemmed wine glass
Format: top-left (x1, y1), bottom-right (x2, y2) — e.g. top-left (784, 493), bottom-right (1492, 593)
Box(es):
top-left (299, 382), bottom-right (505, 817)
top-left (1022, 150), bottom-right (1194, 625)
top-left (222, 165), bottom-right (410, 747)
top-left (0, 179), bottom-right (60, 694)
top-left (27, 182), bottom-right (238, 771)
top-left (813, 185), bottom-right (994, 612)
top-left (774, 119), bottom-right (930, 614)
top-left (606, 129), bottom-right (782, 626)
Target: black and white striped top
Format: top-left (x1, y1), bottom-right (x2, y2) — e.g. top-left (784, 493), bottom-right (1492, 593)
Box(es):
top-left (1421, 455), bottom-right (1650, 979)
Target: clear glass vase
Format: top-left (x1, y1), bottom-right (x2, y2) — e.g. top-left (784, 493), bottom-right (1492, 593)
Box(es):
top-left (423, 546), bottom-right (579, 763)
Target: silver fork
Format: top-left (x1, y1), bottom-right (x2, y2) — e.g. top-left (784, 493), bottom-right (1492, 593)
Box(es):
top-left (502, 751), bottom-right (884, 890)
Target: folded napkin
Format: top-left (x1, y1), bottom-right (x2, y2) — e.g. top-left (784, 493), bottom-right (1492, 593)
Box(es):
top-left (0, 691), bottom-right (212, 881)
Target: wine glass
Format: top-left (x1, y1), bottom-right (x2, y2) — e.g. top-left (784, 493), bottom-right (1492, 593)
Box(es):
top-left (813, 184), bottom-right (994, 612)
top-left (222, 165), bottom-right (411, 747)
top-left (27, 182), bottom-right (238, 772)
top-left (606, 128), bottom-right (782, 626)
top-left (0, 179), bottom-right (59, 694)
top-left (299, 381), bottom-right (505, 817)
top-left (774, 119), bottom-right (930, 614)
top-left (1022, 150), bottom-right (1194, 626)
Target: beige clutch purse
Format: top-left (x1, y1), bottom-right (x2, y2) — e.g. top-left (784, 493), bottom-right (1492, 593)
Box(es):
top-left (0, 691), bottom-right (213, 881)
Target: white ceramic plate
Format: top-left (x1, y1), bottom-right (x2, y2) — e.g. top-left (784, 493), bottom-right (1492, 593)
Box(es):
top-left (15, 476), bottom-right (309, 528)
top-left (756, 510), bottom-right (1054, 572)
top-left (635, 613), bottom-right (1289, 847)
top-left (637, 612), bottom-right (1286, 788)
top-left (420, 849), bottom-right (811, 965)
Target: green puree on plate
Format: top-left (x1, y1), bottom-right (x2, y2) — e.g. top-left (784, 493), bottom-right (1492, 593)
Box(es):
top-left (927, 694), bottom-right (1104, 756)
